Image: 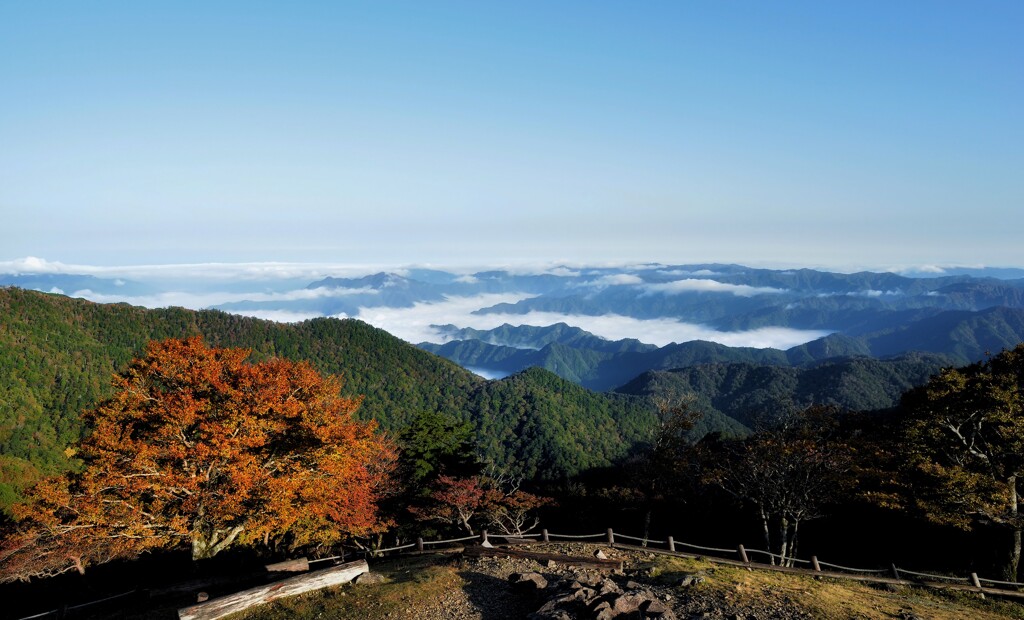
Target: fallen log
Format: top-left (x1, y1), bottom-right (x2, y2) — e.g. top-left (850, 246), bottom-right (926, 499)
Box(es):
top-left (178, 559), bottom-right (368, 620)
top-left (464, 545), bottom-right (622, 570)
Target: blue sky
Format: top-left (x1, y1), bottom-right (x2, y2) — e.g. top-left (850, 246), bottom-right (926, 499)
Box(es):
top-left (2, 1), bottom-right (1021, 269)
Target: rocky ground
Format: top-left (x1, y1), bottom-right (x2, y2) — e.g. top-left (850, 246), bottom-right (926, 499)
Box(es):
top-left (17, 542), bottom-right (1018, 620)
top-left (218, 543), bottom-right (1024, 620)
top-left (434, 544), bottom-right (814, 620)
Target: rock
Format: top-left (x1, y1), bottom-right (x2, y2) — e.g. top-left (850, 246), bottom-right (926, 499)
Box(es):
top-left (641, 598), bottom-right (678, 619)
top-left (510, 571), bottom-right (549, 591)
top-left (196, 592), bottom-right (209, 602)
top-left (598, 578), bottom-right (621, 596)
top-left (352, 571), bottom-right (386, 585)
top-left (547, 560), bottom-right (558, 568)
top-left (611, 593), bottom-right (647, 614)
top-left (676, 574), bottom-right (706, 587)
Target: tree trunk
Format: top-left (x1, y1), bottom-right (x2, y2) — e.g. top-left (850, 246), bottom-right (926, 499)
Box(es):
top-left (759, 508), bottom-right (774, 566)
top-left (777, 516), bottom-right (789, 567)
top-left (460, 515), bottom-right (475, 536)
top-left (788, 519), bottom-right (801, 568)
top-left (641, 507), bottom-right (652, 548)
top-left (192, 525), bottom-right (245, 560)
top-left (1010, 526), bottom-right (1022, 583)
top-left (1007, 475), bottom-right (1021, 581)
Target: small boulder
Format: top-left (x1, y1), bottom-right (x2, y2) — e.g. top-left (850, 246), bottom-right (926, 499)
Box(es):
top-left (611, 593), bottom-right (647, 614)
top-left (598, 578), bottom-right (621, 596)
top-left (510, 571), bottom-right (549, 591)
top-left (352, 571), bottom-right (386, 585)
top-left (676, 574), bottom-right (706, 587)
top-left (641, 599), bottom-right (677, 619)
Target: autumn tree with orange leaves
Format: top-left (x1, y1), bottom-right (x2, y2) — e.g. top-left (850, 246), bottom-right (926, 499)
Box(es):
top-left (0, 337), bottom-right (394, 581)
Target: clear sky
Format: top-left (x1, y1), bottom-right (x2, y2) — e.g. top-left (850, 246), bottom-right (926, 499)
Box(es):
top-left (1, 1), bottom-right (1021, 269)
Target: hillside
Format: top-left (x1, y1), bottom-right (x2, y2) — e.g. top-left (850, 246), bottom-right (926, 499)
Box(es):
top-left (421, 321), bottom-right (973, 393)
top-left (615, 353), bottom-right (952, 427)
top-left (463, 367), bottom-right (747, 480)
top-left (419, 325), bottom-right (795, 391)
top-left (0, 286), bottom-right (1004, 514)
top-left (0, 288), bottom-right (678, 508)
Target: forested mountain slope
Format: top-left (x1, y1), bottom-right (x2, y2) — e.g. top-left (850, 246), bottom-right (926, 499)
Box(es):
top-left (420, 337), bottom-right (790, 391)
top-left (0, 288), bottom-right (681, 509)
top-left (614, 352), bottom-right (952, 427)
top-left (0, 287), bottom-right (989, 516)
top-left (0, 287), bottom-right (479, 484)
top-left (423, 308), bottom-right (1024, 390)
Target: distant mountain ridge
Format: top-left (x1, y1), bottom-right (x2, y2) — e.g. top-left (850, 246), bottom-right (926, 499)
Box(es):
top-left (613, 352), bottom-right (953, 428)
top-left (419, 307), bottom-right (1024, 391)
top-left (419, 332), bottom-right (792, 391)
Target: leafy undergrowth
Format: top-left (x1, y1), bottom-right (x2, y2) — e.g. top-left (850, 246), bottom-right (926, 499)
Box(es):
top-left (223, 548), bottom-right (1024, 620)
top-left (645, 555), bottom-right (1024, 620)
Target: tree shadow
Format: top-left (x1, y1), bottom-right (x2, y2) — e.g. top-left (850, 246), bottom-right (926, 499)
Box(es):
top-left (458, 569), bottom-right (541, 620)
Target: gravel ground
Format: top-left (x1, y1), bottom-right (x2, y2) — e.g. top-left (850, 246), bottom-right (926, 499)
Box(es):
top-left (399, 544), bottom-right (815, 620)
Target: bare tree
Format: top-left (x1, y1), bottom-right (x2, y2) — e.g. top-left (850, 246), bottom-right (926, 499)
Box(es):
top-left (712, 406), bottom-right (852, 566)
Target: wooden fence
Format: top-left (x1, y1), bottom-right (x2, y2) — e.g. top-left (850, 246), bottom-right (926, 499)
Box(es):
top-left (369, 526), bottom-right (1024, 600)
top-left (15, 526), bottom-right (1024, 619)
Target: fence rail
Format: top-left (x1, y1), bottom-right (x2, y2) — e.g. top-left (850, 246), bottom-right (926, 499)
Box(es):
top-left (15, 525), bottom-right (1024, 620)
top-left (505, 527), bottom-right (1024, 594)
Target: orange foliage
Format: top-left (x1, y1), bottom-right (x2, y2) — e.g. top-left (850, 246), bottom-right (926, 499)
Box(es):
top-left (0, 337), bottom-right (394, 581)
top-left (410, 474), bottom-right (553, 537)
top-left (408, 475), bottom-right (485, 535)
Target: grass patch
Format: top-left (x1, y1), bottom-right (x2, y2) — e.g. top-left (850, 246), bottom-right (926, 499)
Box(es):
top-left (648, 555), bottom-right (1024, 620)
top-left (235, 555), bottom-right (464, 620)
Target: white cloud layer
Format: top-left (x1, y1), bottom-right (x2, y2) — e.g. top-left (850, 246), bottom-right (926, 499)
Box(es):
top-left (2, 259), bottom-right (829, 351)
top-left (344, 295), bottom-right (829, 349)
top-left (644, 279), bottom-right (787, 297)
top-left (594, 274), bottom-right (645, 286)
top-left (0, 257), bottom-right (404, 282)
top-left (69, 286), bottom-right (378, 309)
top-left (34, 284), bottom-right (827, 351)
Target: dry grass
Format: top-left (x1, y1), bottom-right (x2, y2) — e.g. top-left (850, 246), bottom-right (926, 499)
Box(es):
top-left (124, 549), bottom-right (1024, 620)
top-left (647, 555), bottom-right (1024, 620)
top-left (235, 555), bottom-right (466, 620)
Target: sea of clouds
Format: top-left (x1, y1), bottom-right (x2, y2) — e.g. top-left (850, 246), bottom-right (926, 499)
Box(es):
top-left (3, 258), bottom-right (836, 349)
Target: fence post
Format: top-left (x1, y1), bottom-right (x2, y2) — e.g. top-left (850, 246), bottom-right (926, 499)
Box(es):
top-left (667, 536), bottom-right (675, 553)
top-left (811, 556), bottom-right (821, 572)
top-left (481, 530), bottom-right (489, 545)
top-left (737, 545), bottom-right (749, 563)
top-left (970, 571), bottom-right (987, 598)
top-left (890, 564), bottom-right (901, 580)
top-left (542, 529), bottom-right (549, 542)
top-left (607, 528), bottom-right (615, 544)
top-left (416, 537), bottom-right (424, 552)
